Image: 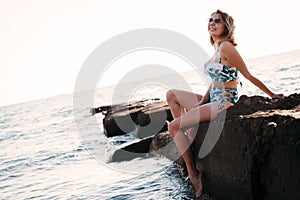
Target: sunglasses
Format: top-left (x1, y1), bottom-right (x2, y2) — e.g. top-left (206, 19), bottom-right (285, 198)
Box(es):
top-left (208, 18), bottom-right (223, 24)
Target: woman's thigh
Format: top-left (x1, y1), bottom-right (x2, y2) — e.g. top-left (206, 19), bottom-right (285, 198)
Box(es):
top-left (167, 89), bottom-right (203, 110)
top-left (173, 101), bottom-right (219, 129)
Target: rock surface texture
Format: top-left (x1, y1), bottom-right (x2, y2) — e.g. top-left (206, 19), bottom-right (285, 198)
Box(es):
top-left (191, 94), bottom-right (300, 200)
top-left (93, 98), bottom-right (172, 137)
top-left (97, 94), bottom-right (300, 200)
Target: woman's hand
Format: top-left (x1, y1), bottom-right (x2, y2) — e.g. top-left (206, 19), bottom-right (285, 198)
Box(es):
top-left (271, 93), bottom-right (284, 98)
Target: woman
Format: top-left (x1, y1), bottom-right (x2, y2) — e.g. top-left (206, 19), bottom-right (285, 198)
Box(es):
top-left (166, 10), bottom-right (283, 197)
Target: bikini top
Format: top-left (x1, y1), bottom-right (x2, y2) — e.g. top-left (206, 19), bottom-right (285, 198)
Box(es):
top-left (205, 57), bottom-right (239, 82)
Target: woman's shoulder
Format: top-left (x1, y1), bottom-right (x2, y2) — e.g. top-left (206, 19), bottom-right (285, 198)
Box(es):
top-left (219, 41), bottom-right (235, 50)
top-left (219, 41), bottom-right (241, 66)
top-left (219, 41), bottom-right (238, 55)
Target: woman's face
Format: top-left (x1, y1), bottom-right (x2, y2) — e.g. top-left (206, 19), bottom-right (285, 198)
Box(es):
top-left (208, 13), bottom-right (225, 39)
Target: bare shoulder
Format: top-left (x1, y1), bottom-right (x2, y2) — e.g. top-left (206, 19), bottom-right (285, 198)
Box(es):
top-left (219, 41), bottom-right (236, 52)
top-left (219, 41), bottom-right (244, 66)
top-left (219, 41), bottom-right (240, 60)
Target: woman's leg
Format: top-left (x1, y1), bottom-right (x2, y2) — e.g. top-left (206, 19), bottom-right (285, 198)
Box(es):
top-left (168, 102), bottom-right (219, 197)
top-left (166, 89), bottom-right (203, 119)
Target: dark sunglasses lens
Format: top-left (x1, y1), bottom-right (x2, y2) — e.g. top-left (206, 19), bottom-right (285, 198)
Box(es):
top-left (209, 18), bottom-right (222, 23)
top-left (215, 19), bottom-right (221, 23)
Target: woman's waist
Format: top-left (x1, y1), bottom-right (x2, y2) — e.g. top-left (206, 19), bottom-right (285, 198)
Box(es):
top-left (212, 80), bottom-right (238, 89)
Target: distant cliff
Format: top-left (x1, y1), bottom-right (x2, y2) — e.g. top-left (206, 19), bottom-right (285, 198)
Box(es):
top-left (97, 94), bottom-right (300, 200)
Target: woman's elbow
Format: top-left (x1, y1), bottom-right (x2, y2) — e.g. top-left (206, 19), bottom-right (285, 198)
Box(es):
top-left (244, 73), bottom-right (253, 81)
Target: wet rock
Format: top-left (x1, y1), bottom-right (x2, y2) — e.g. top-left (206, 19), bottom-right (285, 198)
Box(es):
top-left (111, 137), bottom-right (154, 162)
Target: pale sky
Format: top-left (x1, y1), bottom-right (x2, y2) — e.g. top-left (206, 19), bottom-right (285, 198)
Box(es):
top-left (1, 0), bottom-right (299, 107)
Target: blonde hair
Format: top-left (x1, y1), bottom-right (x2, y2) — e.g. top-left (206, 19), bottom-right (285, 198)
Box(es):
top-left (210, 10), bottom-right (237, 47)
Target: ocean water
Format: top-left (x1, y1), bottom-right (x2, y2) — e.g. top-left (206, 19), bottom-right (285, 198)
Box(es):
top-left (1, 50), bottom-right (299, 199)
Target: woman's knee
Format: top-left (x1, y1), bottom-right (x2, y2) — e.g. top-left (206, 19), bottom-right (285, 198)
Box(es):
top-left (166, 90), bottom-right (175, 101)
top-left (166, 89), bottom-right (177, 103)
top-left (168, 120), bottom-right (180, 137)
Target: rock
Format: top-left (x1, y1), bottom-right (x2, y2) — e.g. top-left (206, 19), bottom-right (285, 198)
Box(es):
top-left (149, 93), bottom-right (300, 199)
top-left (101, 98), bottom-right (161, 137)
top-left (136, 101), bottom-right (173, 138)
top-left (97, 94), bottom-right (300, 199)
top-left (100, 99), bottom-right (173, 137)
top-left (111, 137), bottom-right (154, 162)
top-left (225, 94), bottom-right (300, 118)
top-left (149, 131), bottom-right (187, 177)
top-left (91, 98), bottom-right (160, 115)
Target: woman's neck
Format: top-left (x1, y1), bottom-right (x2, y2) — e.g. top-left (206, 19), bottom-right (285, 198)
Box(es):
top-left (212, 37), bottom-right (221, 50)
top-left (213, 42), bottom-right (220, 51)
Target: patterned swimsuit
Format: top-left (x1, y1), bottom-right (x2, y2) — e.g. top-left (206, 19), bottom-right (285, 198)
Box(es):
top-left (205, 58), bottom-right (239, 110)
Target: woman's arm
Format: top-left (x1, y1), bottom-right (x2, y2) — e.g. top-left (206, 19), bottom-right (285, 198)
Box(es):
top-left (220, 42), bottom-right (283, 98)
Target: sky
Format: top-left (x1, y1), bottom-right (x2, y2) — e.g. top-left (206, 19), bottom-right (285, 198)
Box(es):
top-left (1, 0), bottom-right (299, 107)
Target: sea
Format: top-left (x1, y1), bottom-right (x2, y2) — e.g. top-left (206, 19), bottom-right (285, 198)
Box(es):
top-left (1, 50), bottom-right (299, 200)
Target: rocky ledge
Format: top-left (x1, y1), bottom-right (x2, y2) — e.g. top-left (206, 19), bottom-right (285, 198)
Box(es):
top-left (96, 93), bottom-right (300, 200)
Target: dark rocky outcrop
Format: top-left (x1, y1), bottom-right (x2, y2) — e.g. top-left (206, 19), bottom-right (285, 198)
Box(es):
top-left (150, 94), bottom-right (300, 200)
top-left (96, 93), bottom-right (300, 199)
top-left (111, 137), bottom-right (154, 162)
top-left (93, 98), bottom-right (172, 137)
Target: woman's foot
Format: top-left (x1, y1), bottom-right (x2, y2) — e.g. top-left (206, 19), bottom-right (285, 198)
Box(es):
top-left (189, 170), bottom-right (203, 198)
